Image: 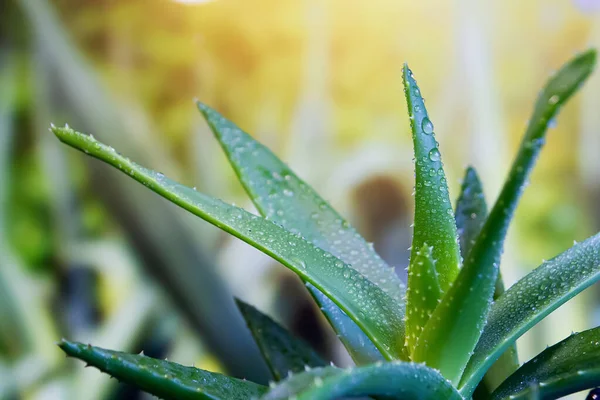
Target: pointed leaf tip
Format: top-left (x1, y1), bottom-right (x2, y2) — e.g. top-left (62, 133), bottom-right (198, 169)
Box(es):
top-left (403, 66), bottom-right (461, 294)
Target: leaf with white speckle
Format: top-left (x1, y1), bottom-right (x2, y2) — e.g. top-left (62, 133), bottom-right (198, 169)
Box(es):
top-left (52, 126), bottom-right (406, 360)
top-left (455, 166), bottom-right (518, 395)
top-left (58, 340), bottom-right (267, 400)
top-left (403, 64), bottom-right (461, 294)
top-left (198, 102), bottom-right (405, 363)
top-left (236, 299), bottom-right (326, 381)
top-left (460, 233), bottom-right (600, 396)
top-left (414, 49), bottom-right (597, 387)
top-left (260, 362), bottom-right (462, 400)
top-left (406, 243), bottom-right (441, 354)
top-left (491, 327), bottom-right (600, 400)
top-left (308, 285), bottom-right (384, 364)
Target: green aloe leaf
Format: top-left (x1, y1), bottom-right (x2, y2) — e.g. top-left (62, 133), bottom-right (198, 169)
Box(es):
top-left (414, 49), bottom-right (597, 386)
top-left (455, 167), bottom-right (518, 396)
top-left (491, 327), bottom-right (600, 400)
top-left (455, 166), bottom-right (488, 260)
top-left (261, 362), bottom-right (462, 400)
top-left (52, 126), bottom-right (406, 360)
top-left (58, 340), bottom-right (268, 400)
top-left (197, 102), bottom-right (404, 362)
top-left (405, 243), bottom-right (441, 354)
top-left (403, 64), bottom-right (461, 293)
top-left (307, 285), bottom-right (384, 364)
top-left (456, 48), bottom-right (597, 396)
top-left (459, 233), bottom-right (600, 396)
top-left (235, 299), bottom-right (326, 381)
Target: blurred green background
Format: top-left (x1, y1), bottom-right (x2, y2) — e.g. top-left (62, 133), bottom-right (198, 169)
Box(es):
top-left (1, 0), bottom-right (600, 398)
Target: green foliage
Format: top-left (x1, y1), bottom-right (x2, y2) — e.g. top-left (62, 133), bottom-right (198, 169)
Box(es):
top-left (235, 299), bottom-right (326, 381)
top-left (53, 50), bottom-right (600, 399)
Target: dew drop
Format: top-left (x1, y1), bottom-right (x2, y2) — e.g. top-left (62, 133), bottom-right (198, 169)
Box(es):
top-left (428, 148), bottom-right (441, 162)
top-left (421, 118), bottom-right (434, 134)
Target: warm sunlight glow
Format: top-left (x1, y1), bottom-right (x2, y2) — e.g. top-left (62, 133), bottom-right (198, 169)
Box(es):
top-left (172, 0), bottom-right (215, 4)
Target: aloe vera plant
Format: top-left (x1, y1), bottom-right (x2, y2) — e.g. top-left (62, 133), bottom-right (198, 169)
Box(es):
top-left (52, 49), bottom-right (600, 400)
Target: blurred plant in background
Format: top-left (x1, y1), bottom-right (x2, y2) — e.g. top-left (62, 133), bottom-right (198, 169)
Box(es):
top-left (1, 0), bottom-right (600, 399)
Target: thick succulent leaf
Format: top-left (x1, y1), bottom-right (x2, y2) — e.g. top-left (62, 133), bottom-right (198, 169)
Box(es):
top-left (58, 340), bottom-right (267, 400)
top-left (455, 166), bottom-right (487, 259)
top-left (308, 285), bottom-right (384, 365)
top-left (415, 49), bottom-right (597, 386)
top-left (403, 64), bottom-right (461, 293)
top-left (52, 126), bottom-right (406, 360)
top-left (235, 299), bottom-right (326, 381)
top-left (460, 233), bottom-right (600, 396)
top-left (406, 243), bottom-right (441, 354)
top-left (261, 362), bottom-right (462, 400)
top-left (491, 327), bottom-right (600, 400)
top-left (198, 102), bottom-right (404, 362)
top-left (456, 48), bottom-right (598, 395)
top-left (455, 167), bottom-right (518, 396)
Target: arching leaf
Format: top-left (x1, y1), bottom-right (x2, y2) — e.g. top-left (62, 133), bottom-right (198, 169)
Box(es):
top-left (460, 233), bottom-right (600, 396)
top-left (261, 362), bottom-right (462, 400)
top-left (58, 340), bottom-right (267, 400)
top-left (491, 327), bottom-right (600, 400)
top-left (52, 126), bottom-right (406, 360)
top-left (198, 102), bottom-right (404, 363)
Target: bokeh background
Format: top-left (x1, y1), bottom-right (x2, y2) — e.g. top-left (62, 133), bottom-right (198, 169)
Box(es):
top-left (1, 0), bottom-right (600, 398)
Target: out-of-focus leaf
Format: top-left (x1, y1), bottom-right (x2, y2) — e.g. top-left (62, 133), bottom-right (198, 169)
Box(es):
top-left (491, 327), bottom-right (600, 400)
top-left (459, 233), bottom-right (600, 396)
top-left (455, 167), bottom-right (518, 396)
top-left (59, 340), bottom-right (268, 400)
top-left (308, 286), bottom-right (384, 365)
top-left (198, 102), bottom-right (404, 362)
top-left (19, 0), bottom-right (269, 381)
top-left (52, 126), bottom-right (407, 360)
top-left (455, 166), bottom-right (487, 259)
top-left (236, 299), bottom-right (326, 381)
top-left (458, 49), bottom-right (598, 396)
top-left (260, 362), bottom-right (462, 400)
top-left (405, 243), bottom-right (441, 355)
top-left (402, 64), bottom-right (461, 293)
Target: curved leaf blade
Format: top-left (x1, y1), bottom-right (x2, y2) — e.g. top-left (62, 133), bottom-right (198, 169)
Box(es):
top-left (415, 49), bottom-right (597, 386)
top-left (403, 64), bottom-right (461, 293)
top-left (308, 285), bottom-right (384, 365)
top-left (460, 233), bottom-right (600, 396)
top-left (198, 102), bottom-right (404, 362)
top-left (235, 299), bottom-right (326, 381)
top-left (261, 362), bottom-right (462, 400)
top-left (58, 340), bottom-right (267, 400)
top-left (491, 327), bottom-right (600, 400)
top-left (406, 243), bottom-right (441, 354)
top-left (455, 167), bottom-right (518, 396)
top-left (457, 48), bottom-right (597, 395)
top-left (52, 126), bottom-right (406, 360)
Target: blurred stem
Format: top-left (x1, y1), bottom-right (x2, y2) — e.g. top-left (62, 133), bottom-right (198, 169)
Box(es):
top-left (18, 0), bottom-right (269, 382)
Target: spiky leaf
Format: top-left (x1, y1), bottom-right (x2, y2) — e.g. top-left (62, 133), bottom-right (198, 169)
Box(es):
top-left (456, 48), bottom-right (598, 395)
top-left (261, 362), bottom-right (462, 400)
top-left (406, 243), bottom-right (441, 354)
top-left (235, 299), bottom-right (326, 381)
top-left (58, 340), bottom-right (267, 400)
top-left (197, 103), bottom-right (401, 362)
top-left (403, 64), bottom-right (461, 293)
top-left (52, 126), bottom-right (406, 360)
top-left (308, 285), bottom-right (384, 364)
top-left (414, 49), bottom-right (597, 386)
top-left (460, 233), bottom-right (600, 396)
top-left (455, 167), bottom-right (518, 396)
top-left (491, 327), bottom-right (600, 400)
top-left (455, 166), bottom-right (487, 259)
